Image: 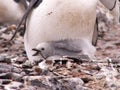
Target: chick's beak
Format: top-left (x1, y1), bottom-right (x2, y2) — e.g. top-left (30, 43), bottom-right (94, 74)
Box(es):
top-left (32, 48), bottom-right (41, 56)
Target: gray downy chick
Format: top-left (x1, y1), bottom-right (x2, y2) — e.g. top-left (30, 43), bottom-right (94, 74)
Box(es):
top-left (32, 39), bottom-right (96, 59)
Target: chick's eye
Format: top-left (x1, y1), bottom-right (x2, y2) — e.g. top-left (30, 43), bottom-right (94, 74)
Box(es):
top-left (41, 48), bottom-right (45, 51)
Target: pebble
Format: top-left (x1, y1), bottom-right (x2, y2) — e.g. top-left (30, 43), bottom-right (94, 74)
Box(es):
top-left (4, 81), bottom-right (23, 90)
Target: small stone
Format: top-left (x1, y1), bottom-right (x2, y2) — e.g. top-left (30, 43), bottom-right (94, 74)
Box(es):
top-left (0, 64), bottom-right (13, 73)
top-left (38, 60), bottom-right (54, 70)
top-left (0, 79), bottom-right (12, 85)
top-left (0, 27), bottom-right (7, 34)
top-left (0, 85), bottom-right (4, 89)
top-left (1, 33), bottom-right (13, 40)
top-left (61, 78), bottom-right (84, 89)
top-left (22, 61), bottom-right (34, 68)
top-left (11, 73), bottom-right (23, 82)
top-left (15, 57), bottom-right (27, 64)
top-left (33, 66), bottom-right (42, 74)
top-left (66, 61), bottom-right (73, 69)
top-left (4, 81), bottom-right (23, 90)
top-left (7, 24), bottom-right (17, 31)
top-left (0, 73), bottom-right (11, 79)
top-left (0, 55), bottom-right (11, 64)
top-left (0, 63), bottom-right (22, 73)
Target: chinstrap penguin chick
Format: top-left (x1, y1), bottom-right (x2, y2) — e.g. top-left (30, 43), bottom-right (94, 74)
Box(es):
top-left (32, 39), bottom-right (96, 59)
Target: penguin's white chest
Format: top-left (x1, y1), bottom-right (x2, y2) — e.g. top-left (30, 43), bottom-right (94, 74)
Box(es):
top-left (26, 0), bottom-right (98, 43)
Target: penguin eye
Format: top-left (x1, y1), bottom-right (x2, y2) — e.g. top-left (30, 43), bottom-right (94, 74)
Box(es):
top-left (41, 48), bottom-right (45, 51)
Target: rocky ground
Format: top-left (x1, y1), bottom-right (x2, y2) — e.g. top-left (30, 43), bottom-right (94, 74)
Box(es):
top-left (0, 4), bottom-right (120, 90)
